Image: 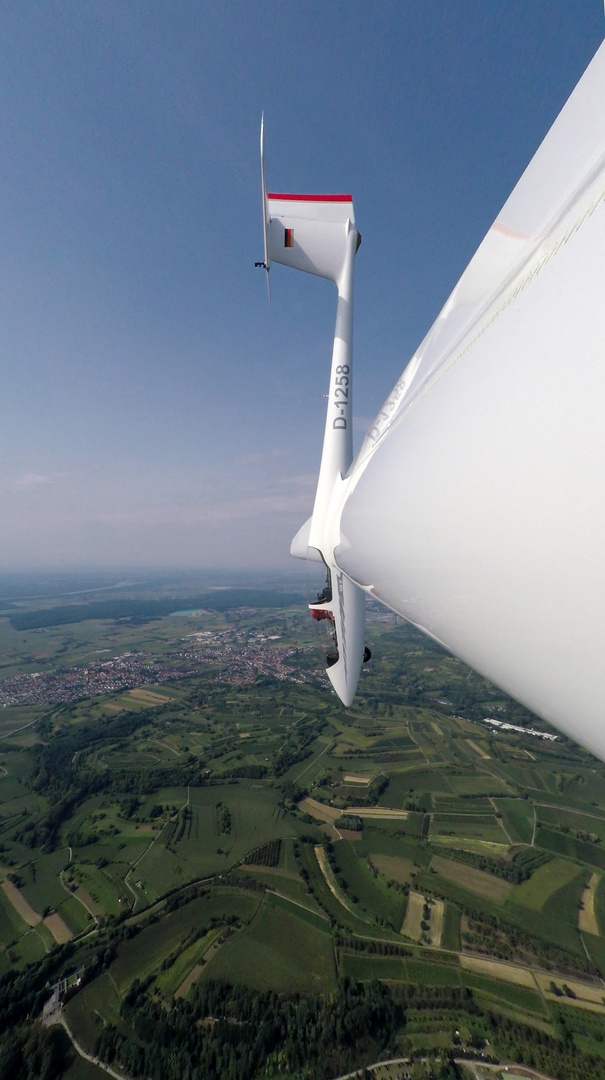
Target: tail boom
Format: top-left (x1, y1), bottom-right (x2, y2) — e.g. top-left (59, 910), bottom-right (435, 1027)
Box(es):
top-left (259, 120), bottom-right (366, 706)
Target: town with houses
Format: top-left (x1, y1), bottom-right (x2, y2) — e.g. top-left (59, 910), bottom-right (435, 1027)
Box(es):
top-left (0, 623), bottom-right (314, 709)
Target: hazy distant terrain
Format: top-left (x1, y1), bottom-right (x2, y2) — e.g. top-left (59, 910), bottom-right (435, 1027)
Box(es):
top-left (1, 572), bottom-right (605, 1079)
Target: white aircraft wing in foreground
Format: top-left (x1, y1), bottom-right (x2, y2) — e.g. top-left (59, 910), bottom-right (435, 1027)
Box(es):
top-left (259, 40), bottom-right (605, 761)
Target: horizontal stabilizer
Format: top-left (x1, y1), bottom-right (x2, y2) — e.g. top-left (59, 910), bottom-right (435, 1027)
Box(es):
top-left (266, 193), bottom-right (357, 283)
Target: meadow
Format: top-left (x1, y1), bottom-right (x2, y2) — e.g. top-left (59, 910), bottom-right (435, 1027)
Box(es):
top-left (430, 854), bottom-right (513, 903)
top-left (511, 858), bottom-right (583, 912)
top-left (201, 894), bottom-right (336, 993)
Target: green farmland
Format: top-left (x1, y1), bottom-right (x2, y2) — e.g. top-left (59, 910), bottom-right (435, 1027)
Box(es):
top-left (2, 576), bottom-right (605, 1077)
top-left (511, 858), bottom-right (583, 912)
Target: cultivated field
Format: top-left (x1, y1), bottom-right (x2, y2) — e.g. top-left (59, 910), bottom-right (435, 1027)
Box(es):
top-left (493, 798), bottom-right (534, 844)
top-left (125, 688), bottom-right (173, 705)
top-left (512, 858), bottom-right (582, 912)
top-left (430, 854), bottom-right (513, 903)
top-left (370, 854), bottom-right (415, 886)
top-left (429, 898), bottom-right (445, 946)
top-left (460, 954), bottom-right (537, 988)
top-left (43, 911), bottom-right (72, 944)
top-left (579, 873), bottom-right (601, 935)
top-left (538, 972), bottom-right (605, 1013)
top-left (201, 897), bottom-right (336, 993)
top-left (4, 580), bottom-right (605, 1070)
top-left (299, 797), bottom-right (340, 823)
top-left (1, 879), bottom-right (41, 926)
top-left (402, 891), bottom-right (425, 940)
top-left (466, 739), bottom-right (490, 759)
top-left (430, 813), bottom-right (508, 845)
top-left (315, 845), bottom-right (359, 916)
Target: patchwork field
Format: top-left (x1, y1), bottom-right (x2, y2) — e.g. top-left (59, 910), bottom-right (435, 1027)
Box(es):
top-left (430, 813), bottom-right (508, 844)
top-left (402, 890), bottom-right (424, 940)
top-left (536, 803), bottom-right (605, 840)
top-left (538, 972), bottom-right (605, 1014)
top-left (0, 884), bottom-right (29, 940)
top-left (428, 898), bottom-right (444, 946)
top-left (579, 873), bottom-right (601, 935)
top-left (315, 845), bottom-right (359, 917)
top-left (493, 797), bottom-right (534, 844)
top-left (125, 688), bottom-right (173, 705)
top-left (201, 897), bottom-right (336, 993)
top-left (172, 928), bottom-right (224, 998)
top-left (460, 954), bottom-right (537, 989)
top-left (331, 840), bottom-right (404, 927)
top-left (1, 879), bottom-right (41, 926)
top-left (111, 890), bottom-right (261, 994)
top-left (466, 739), bottom-right (490, 759)
top-left (43, 910), bottom-right (72, 944)
top-left (370, 854), bottom-right (415, 886)
top-left (299, 797), bottom-right (340, 823)
top-left (4, 582), bottom-right (605, 1074)
top-left (512, 858), bottom-right (582, 912)
top-left (430, 854), bottom-right (513, 903)
top-left (537, 826), bottom-right (605, 870)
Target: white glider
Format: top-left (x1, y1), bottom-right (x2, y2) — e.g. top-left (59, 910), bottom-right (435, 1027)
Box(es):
top-left (258, 39), bottom-right (605, 761)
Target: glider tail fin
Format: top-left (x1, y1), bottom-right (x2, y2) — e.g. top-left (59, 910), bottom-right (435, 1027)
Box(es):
top-left (266, 192), bottom-right (358, 284)
top-left (259, 116), bottom-right (359, 287)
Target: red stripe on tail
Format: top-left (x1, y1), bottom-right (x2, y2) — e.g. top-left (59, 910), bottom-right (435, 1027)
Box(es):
top-left (268, 193), bottom-right (352, 202)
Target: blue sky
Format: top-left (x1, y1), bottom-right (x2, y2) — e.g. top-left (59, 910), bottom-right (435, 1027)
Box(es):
top-left (1, 1), bottom-right (602, 570)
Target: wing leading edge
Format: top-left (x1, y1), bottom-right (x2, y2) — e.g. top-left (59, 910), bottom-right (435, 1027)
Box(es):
top-left (336, 40), bottom-right (605, 761)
